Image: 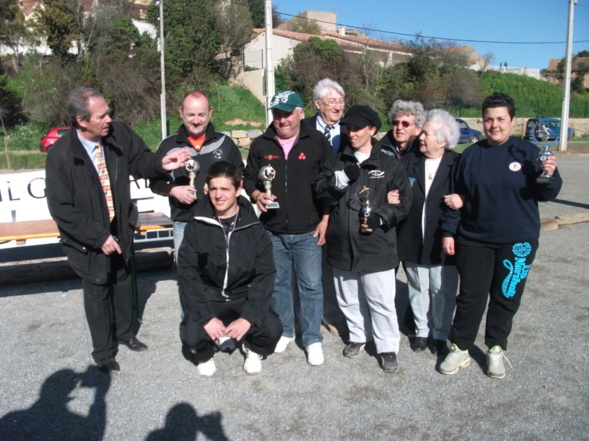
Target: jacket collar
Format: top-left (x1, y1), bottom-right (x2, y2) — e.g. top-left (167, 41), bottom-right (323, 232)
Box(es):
top-left (193, 195), bottom-right (259, 227)
top-left (175, 122), bottom-right (220, 146)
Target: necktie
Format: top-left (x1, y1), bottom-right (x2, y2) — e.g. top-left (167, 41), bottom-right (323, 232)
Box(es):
top-left (324, 125), bottom-right (334, 142)
top-left (95, 143), bottom-right (115, 222)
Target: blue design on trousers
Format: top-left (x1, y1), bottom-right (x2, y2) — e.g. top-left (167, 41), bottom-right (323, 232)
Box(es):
top-left (502, 242), bottom-right (532, 298)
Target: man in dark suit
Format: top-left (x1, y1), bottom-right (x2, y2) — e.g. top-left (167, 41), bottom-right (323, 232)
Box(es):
top-left (46, 86), bottom-right (190, 372)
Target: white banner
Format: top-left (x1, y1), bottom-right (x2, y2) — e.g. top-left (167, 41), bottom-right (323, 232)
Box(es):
top-left (0, 170), bottom-right (170, 248)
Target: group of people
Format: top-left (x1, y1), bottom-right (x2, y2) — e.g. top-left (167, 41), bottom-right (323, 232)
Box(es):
top-left (46, 81), bottom-right (562, 380)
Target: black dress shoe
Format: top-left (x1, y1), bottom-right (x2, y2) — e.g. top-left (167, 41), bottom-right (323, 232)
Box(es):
top-left (434, 339), bottom-right (449, 356)
top-left (118, 336), bottom-right (148, 352)
top-left (97, 357), bottom-right (120, 373)
top-left (411, 337), bottom-right (428, 352)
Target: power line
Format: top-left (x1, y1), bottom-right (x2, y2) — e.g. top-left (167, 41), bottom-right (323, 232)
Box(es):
top-left (277, 11), bottom-right (589, 46)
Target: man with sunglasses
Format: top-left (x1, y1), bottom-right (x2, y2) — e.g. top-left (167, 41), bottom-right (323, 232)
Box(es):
top-left (377, 100), bottom-right (425, 160)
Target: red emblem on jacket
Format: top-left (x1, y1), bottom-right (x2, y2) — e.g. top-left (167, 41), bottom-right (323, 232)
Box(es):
top-left (298, 153), bottom-right (307, 160)
top-left (264, 155), bottom-right (279, 160)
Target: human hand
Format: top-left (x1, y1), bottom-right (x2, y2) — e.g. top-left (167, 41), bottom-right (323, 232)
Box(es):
top-left (540, 154), bottom-right (557, 176)
top-left (162, 149), bottom-right (191, 170)
top-left (387, 189), bottom-right (400, 204)
top-left (203, 318), bottom-right (227, 341)
top-left (255, 191), bottom-right (277, 213)
top-left (444, 194), bottom-right (464, 210)
top-left (224, 318), bottom-right (252, 342)
top-left (442, 237), bottom-right (455, 256)
top-left (101, 235), bottom-right (122, 255)
top-left (169, 185), bottom-right (198, 204)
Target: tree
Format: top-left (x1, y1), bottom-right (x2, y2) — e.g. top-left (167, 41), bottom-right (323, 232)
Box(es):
top-left (147, 0), bottom-right (222, 89)
top-left (216, 1), bottom-right (254, 79)
top-left (34, 0), bottom-right (84, 59)
top-left (285, 16), bottom-right (321, 35)
top-left (84, 6), bottom-right (141, 56)
top-left (245, 0), bottom-right (281, 28)
top-left (0, 0), bottom-right (35, 73)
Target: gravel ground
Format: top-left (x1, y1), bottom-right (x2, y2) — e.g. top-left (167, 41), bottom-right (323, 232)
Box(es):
top-left (0, 155), bottom-right (588, 441)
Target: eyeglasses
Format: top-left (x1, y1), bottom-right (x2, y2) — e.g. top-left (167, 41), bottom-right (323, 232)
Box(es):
top-left (392, 120), bottom-right (414, 128)
top-left (321, 99), bottom-right (345, 107)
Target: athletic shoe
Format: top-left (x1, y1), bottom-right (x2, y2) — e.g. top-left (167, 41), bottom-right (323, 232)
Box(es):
top-left (379, 352), bottom-right (399, 373)
top-left (343, 342), bottom-right (365, 358)
top-left (243, 347), bottom-right (263, 375)
top-left (274, 336), bottom-right (295, 353)
top-left (306, 342), bottom-right (324, 366)
top-left (439, 344), bottom-right (471, 375)
top-left (486, 345), bottom-right (511, 379)
top-left (197, 357), bottom-right (216, 376)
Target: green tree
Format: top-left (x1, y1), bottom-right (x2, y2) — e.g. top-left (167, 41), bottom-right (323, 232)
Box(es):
top-left (34, 0), bottom-right (84, 59)
top-left (84, 7), bottom-right (141, 55)
top-left (147, 0), bottom-right (222, 89)
top-left (217, 1), bottom-right (254, 78)
top-left (285, 16), bottom-right (321, 35)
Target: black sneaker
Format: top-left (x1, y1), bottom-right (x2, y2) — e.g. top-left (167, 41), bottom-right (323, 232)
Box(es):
top-left (343, 342), bottom-right (365, 358)
top-left (379, 352), bottom-right (399, 373)
top-left (411, 337), bottom-right (428, 352)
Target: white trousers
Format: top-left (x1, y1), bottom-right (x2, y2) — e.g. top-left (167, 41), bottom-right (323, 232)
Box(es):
top-left (405, 263), bottom-right (459, 340)
top-left (333, 267), bottom-right (400, 354)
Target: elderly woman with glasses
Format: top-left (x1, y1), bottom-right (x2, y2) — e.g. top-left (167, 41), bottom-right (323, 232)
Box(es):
top-left (395, 109), bottom-right (461, 356)
top-left (376, 100), bottom-right (425, 160)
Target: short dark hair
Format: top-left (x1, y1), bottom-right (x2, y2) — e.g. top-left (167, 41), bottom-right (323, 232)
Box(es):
top-left (482, 93), bottom-right (515, 119)
top-left (67, 86), bottom-right (103, 127)
top-left (206, 161), bottom-right (242, 189)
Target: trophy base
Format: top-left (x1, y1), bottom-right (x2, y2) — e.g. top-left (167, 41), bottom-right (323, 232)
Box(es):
top-left (536, 176), bottom-right (552, 185)
top-left (267, 201), bottom-right (280, 209)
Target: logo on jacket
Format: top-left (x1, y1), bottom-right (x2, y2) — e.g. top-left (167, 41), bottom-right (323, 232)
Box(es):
top-left (213, 149), bottom-right (223, 159)
top-left (264, 155), bottom-right (280, 160)
top-left (368, 170), bottom-right (385, 179)
top-left (509, 162), bottom-right (522, 172)
top-left (298, 153), bottom-right (307, 160)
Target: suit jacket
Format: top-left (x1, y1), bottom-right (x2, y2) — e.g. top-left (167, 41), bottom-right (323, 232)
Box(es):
top-left (303, 114), bottom-right (349, 155)
top-left (396, 149), bottom-right (460, 265)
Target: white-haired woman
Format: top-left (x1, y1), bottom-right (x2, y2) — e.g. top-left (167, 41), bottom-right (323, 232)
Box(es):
top-left (395, 109), bottom-right (461, 356)
top-left (377, 100), bottom-right (426, 159)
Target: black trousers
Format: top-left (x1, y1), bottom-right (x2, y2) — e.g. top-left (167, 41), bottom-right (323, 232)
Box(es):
top-left (180, 297), bottom-right (283, 363)
top-left (82, 253), bottom-right (135, 363)
top-left (451, 237), bottom-right (538, 351)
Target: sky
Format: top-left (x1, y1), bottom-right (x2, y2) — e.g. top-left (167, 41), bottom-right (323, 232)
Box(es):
top-left (275, 0), bottom-right (589, 70)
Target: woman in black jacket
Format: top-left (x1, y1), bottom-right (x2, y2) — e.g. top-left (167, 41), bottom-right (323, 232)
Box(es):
top-left (314, 105), bottom-right (412, 373)
top-left (396, 109), bottom-right (461, 356)
top-left (178, 162), bottom-right (282, 376)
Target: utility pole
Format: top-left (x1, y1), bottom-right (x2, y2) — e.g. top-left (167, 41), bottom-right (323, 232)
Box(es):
top-left (559, 0), bottom-right (577, 152)
top-left (264, 0), bottom-right (275, 127)
top-left (158, 0), bottom-right (167, 139)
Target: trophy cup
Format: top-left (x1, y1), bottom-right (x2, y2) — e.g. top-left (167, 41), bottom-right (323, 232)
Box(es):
top-left (258, 165), bottom-right (280, 209)
top-left (536, 129), bottom-right (553, 184)
top-left (186, 159), bottom-right (200, 195)
top-left (359, 186), bottom-right (372, 233)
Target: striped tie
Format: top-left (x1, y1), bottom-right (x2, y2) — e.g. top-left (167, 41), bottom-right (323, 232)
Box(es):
top-left (95, 143), bottom-right (115, 222)
top-left (324, 124), bottom-right (334, 142)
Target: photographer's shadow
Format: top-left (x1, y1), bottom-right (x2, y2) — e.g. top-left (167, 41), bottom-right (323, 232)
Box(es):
top-left (145, 402), bottom-right (229, 441)
top-left (0, 366), bottom-right (111, 441)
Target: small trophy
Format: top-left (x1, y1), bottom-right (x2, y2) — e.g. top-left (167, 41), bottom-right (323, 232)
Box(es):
top-left (359, 186), bottom-right (372, 233)
top-left (258, 165), bottom-right (280, 209)
top-left (536, 130), bottom-right (553, 184)
top-left (186, 159), bottom-right (200, 194)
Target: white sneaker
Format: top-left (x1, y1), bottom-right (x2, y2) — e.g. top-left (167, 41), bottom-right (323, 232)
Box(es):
top-left (197, 357), bottom-right (216, 376)
top-left (243, 347), bottom-right (263, 375)
top-left (306, 342), bottom-right (324, 366)
top-left (274, 336), bottom-right (295, 353)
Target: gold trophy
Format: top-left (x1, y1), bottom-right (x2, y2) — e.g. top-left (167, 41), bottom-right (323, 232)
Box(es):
top-left (186, 159), bottom-right (200, 195)
top-left (359, 186), bottom-right (372, 233)
top-left (258, 165), bottom-right (280, 209)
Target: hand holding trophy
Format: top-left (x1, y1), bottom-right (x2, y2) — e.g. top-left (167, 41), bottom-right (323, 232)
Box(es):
top-left (186, 158), bottom-right (200, 195)
top-left (258, 165), bottom-right (280, 209)
top-left (359, 186), bottom-right (372, 233)
top-left (536, 130), bottom-right (554, 184)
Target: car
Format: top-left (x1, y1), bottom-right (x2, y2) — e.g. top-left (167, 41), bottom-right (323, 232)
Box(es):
top-left (523, 118), bottom-right (575, 143)
top-left (456, 118), bottom-right (482, 144)
top-left (40, 126), bottom-right (70, 152)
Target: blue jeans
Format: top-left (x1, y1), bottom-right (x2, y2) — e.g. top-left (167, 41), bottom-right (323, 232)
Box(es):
top-left (269, 231), bottom-right (324, 347)
top-left (173, 221), bottom-right (187, 315)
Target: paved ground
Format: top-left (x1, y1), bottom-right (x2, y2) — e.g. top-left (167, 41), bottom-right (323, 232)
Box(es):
top-left (1, 155), bottom-right (588, 441)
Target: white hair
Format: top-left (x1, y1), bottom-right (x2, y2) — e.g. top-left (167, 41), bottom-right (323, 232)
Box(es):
top-left (313, 78), bottom-right (345, 101)
top-left (424, 109), bottom-right (460, 149)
